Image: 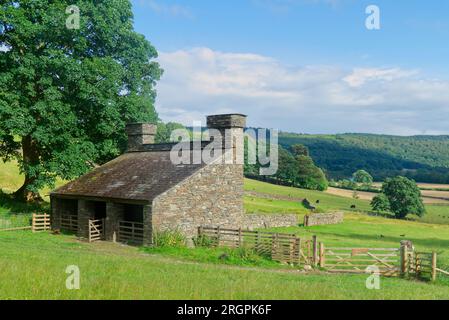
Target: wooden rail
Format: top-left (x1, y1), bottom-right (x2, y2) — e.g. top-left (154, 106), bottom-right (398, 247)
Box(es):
top-left (322, 246), bottom-right (400, 276)
top-left (60, 215), bottom-right (78, 232)
top-left (0, 214), bottom-right (32, 232)
top-left (0, 226), bottom-right (32, 232)
top-left (118, 221), bottom-right (144, 244)
top-left (88, 219), bottom-right (104, 243)
top-left (412, 251), bottom-right (438, 281)
top-left (198, 226), bottom-right (314, 265)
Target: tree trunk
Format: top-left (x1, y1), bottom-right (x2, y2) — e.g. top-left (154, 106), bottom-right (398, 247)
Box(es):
top-left (13, 135), bottom-right (43, 203)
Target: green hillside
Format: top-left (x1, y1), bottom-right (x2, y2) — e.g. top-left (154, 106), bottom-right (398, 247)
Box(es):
top-left (279, 132), bottom-right (449, 183)
top-left (2, 179), bottom-right (449, 299)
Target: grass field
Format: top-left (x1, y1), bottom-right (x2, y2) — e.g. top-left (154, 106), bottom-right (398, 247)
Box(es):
top-left (0, 160), bottom-right (65, 202)
top-left (244, 179), bottom-right (373, 212)
top-left (244, 179), bottom-right (449, 225)
top-left (326, 186), bottom-right (449, 205)
top-left (1, 231), bottom-right (449, 300)
top-left (2, 163), bottom-right (449, 299)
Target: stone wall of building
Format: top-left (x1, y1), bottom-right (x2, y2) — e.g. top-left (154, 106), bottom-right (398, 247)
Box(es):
top-left (142, 205), bottom-right (152, 246)
top-left (152, 161), bottom-right (244, 240)
top-left (304, 212), bottom-right (344, 227)
top-left (77, 200), bottom-right (94, 240)
top-left (241, 214), bottom-right (298, 230)
top-left (105, 202), bottom-right (124, 241)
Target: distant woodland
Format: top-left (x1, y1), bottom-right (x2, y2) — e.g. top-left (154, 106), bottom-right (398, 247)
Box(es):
top-left (278, 133), bottom-right (449, 183)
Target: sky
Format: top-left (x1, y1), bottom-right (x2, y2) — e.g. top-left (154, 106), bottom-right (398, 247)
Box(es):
top-left (131, 0), bottom-right (449, 135)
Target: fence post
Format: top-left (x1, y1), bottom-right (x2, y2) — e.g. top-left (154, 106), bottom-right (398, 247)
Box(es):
top-left (296, 238), bottom-right (301, 264)
top-left (319, 242), bottom-right (325, 268)
top-left (400, 245), bottom-right (408, 277)
top-left (88, 220), bottom-right (91, 243)
top-left (271, 234), bottom-right (277, 259)
top-left (312, 235), bottom-right (318, 267)
top-left (216, 226), bottom-right (221, 247)
top-left (102, 218), bottom-right (105, 240)
top-left (238, 228), bottom-right (242, 248)
top-left (256, 231), bottom-right (261, 251)
top-left (31, 213), bottom-right (35, 233)
top-left (432, 252), bottom-right (437, 282)
top-left (45, 213), bottom-right (50, 231)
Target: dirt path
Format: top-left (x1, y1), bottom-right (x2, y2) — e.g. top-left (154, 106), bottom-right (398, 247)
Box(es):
top-left (325, 187), bottom-right (449, 205)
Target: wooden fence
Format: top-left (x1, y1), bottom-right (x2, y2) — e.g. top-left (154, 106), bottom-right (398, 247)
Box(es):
top-left (198, 226), bottom-right (316, 265)
top-left (60, 215), bottom-right (78, 233)
top-left (322, 245), bottom-right (400, 276)
top-left (409, 251), bottom-right (438, 281)
top-left (198, 226), bottom-right (446, 281)
top-left (0, 213), bottom-right (50, 232)
top-left (31, 213), bottom-right (51, 232)
top-left (118, 221), bottom-right (144, 245)
top-left (0, 214), bottom-right (32, 232)
top-left (88, 219), bottom-right (104, 242)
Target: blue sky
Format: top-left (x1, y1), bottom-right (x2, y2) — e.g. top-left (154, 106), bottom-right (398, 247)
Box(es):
top-left (131, 0), bottom-right (449, 135)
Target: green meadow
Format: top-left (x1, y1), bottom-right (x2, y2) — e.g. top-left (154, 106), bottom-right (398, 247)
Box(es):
top-left (1, 161), bottom-right (449, 299)
top-left (1, 231), bottom-right (449, 300)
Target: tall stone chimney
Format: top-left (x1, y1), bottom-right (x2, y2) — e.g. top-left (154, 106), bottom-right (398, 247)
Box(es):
top-left (207, 114), bottom-right (246, 163)
top-left (126, 123), bottom-right (157, 151)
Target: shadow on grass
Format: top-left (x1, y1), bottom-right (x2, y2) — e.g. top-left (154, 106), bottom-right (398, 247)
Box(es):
top-left (0, 190), bottom-right (49, 215)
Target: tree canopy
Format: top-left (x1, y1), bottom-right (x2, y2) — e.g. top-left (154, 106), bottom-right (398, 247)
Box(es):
top-left (279, 132), bottom-right (449, 184)
top-left (295, 155), bottom-right (328, 191)
top-left (244, 142), bottom-right (328, 191)
top-left (0, 0), bottom-right (162, 201)
top-left (370, 193), bottom-right (390, 213)
top-left (352, 169), bottom-right (373, 186)
top-left (381, 176), bottom-right (425, 219)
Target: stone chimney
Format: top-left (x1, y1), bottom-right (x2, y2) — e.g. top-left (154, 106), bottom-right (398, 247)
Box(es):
top-left (207, 114), bottom-right (246, 163)
top-left (126, 123), bottom-right (157, 151)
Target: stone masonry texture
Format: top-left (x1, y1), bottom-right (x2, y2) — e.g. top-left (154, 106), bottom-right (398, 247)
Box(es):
top-left (304, 212), bottom-right (344, 227)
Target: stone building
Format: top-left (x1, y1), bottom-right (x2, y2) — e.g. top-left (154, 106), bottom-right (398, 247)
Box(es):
top-left (50, 114), bottom-right (297, 245)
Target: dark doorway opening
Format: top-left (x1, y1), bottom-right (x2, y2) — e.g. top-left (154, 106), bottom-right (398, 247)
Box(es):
top-left (92, 201), bottom-right (106, 220)
top-left (123, 204), bottom-right (144, 223)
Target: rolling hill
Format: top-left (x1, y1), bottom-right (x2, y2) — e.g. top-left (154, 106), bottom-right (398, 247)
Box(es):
top-left (279, 132), bottom-right (449, 183)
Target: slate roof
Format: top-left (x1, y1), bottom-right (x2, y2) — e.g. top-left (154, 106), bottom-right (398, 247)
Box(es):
top-left (51, 150), bottom-right (206, 203)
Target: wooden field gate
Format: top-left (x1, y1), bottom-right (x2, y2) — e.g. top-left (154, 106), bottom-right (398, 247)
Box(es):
top-left (321, 245), bottom-right (400, 276)
top-left (198, 226), bottom-right (316, 265)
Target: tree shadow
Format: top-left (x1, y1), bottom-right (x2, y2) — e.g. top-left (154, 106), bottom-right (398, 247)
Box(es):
top-left (0, 190), bottom-right (48, 215)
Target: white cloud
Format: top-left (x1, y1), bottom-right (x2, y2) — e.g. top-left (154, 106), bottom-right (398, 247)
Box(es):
top-left (343, 68), bottom-right (418, 87)
top-left (135, 0), bottom-right (193, 18)
top-left (155, 47), bottom-right (449, 135)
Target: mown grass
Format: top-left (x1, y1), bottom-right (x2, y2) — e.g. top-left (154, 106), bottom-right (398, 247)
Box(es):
top-left (1, 231), bottom-right (449, 300)
top-left (244, 179), bottom-right (372, 212)
top-left (141, 246), bottom-right (283, 269)
top-left (419, 205), bottom-right (449, 225)
top-left (244, 195), bottom-right (309, 216)
top-left (245, 178), bottom-right (449, 226)
top-left (1, 165), bottom-right (449, 299)
top-left (0, 160), bottom-right (65, 202)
